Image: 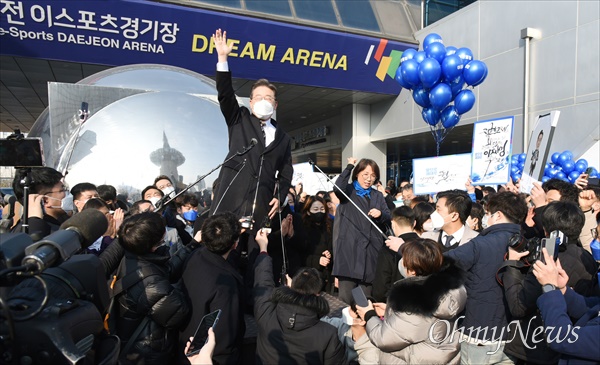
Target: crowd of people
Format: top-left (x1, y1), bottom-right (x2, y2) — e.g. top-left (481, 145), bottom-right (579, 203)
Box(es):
top-left (1, 28), bottom-right (599, 365)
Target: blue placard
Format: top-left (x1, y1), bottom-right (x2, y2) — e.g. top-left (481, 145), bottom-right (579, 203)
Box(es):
top-left (0, 0), bottom-right (415, 94)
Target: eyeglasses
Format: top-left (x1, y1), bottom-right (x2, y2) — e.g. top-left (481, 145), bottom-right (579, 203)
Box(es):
top-left (43, 187), bottom-right (68, 195)
top-left (360, 173), bottom-right (377, 180)
top-left (252, 95), bottom-right (275, 102)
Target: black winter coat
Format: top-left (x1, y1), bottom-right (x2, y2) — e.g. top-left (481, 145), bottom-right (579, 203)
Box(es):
top-left (304, 218), bottom-right (334, 292)
top-left (332, 164), bottom-right (391, 283)
top-left (116, 248), bottom-right (191, 365)
top-left (372, 232), bottom-right (419, 302)
top-left (212, 71), bottom-right (293, 234)
top-left (179, 246), bottom-right (246, 365)
top-left (502, 242), bottom-right (599, 363)
top-left (253, 254), bottom-right (346, 365)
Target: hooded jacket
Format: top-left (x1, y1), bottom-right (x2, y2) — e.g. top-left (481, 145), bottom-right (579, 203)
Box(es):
top-left (365, 258), bottom-right (467, 365)
top-left (253, 254), bottom-right (346, 365)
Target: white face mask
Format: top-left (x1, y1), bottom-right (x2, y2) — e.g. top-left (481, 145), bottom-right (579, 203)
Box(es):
top-left (423, 220), bottom-right (435, 232)
top-left (252, 99), bottom-right (274, 120)
top-left (430, 211), bottom-right (446, 230)
top-left (398, 258), bottom-right (409, 278)
top-left (161, 186), bottom-right (175, 199)
top-left (148, 196), bottom-right (161, 208)
top-left (47, 193), bottom-right (74, 213)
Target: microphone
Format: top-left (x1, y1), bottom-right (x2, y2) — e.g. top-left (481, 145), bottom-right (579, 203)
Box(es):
top-left (237, 138), bottom-right (258, 156)
top-left (22, 209), bottom-right (108, 272)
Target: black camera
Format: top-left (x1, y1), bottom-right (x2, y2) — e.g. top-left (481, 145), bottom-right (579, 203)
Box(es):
top-left (508, 234), bottom-right (542, 264)
top-left (240, 216), bottom-right (253, 230)
top-left (509, 230), bottom-right (566, 264)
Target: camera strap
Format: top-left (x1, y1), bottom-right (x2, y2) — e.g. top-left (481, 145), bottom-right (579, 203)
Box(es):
top-left (495, 258), bottom-right (530, 287)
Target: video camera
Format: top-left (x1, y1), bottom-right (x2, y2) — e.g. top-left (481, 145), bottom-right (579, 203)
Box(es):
top-left (0, 209), bottom-right (119, 365)
top-left (509, 230), bottom-right (566, 264)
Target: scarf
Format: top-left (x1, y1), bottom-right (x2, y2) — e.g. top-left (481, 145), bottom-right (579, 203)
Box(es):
top-left (353, 180), bottom-right (371, 198)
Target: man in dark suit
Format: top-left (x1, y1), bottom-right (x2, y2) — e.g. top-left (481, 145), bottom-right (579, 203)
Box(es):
top-left (211, 29), bottom-right (293, 259)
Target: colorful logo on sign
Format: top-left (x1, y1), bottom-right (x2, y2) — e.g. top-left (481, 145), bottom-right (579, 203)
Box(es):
top-left (366, 39), bottom-right (406, 82)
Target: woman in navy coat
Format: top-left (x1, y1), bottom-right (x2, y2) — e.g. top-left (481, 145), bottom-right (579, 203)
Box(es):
top-left (332, 157), bottom-right (391, 304)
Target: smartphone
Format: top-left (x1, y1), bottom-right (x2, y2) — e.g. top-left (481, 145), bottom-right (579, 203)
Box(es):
top-left (585, 167), bottom-right (593, 175)
top-left (351, 287), bottom-right (369, 308)
top-left (541, 230), bottom-right (563, 264)
top-left (186, 309), bottom-right (221, 357)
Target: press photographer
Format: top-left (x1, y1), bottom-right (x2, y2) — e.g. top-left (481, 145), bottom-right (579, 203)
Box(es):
top-left (500, 201), bottom-right (598, 364)
top-left (0, 209), bottom-right (119, 365)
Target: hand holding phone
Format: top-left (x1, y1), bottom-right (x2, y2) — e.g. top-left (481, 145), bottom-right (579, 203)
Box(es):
top-left (186, 309), bottom-right (221, 357)
top-left (351, 287), bottom-right (369, 308)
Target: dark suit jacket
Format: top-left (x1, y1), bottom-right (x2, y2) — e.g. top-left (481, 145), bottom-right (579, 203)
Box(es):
top-left (212, 71), bottom-right (293, 233)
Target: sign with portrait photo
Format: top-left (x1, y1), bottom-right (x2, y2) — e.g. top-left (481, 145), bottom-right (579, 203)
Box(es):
top-left (470, 117), bottom-right (514, 185)
top-left (413, 154), bottom-right (471, 195)
top-left (520, 111), bottom-right (560, 194)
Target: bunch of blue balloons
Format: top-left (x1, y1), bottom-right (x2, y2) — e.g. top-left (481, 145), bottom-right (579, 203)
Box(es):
top-left (510, 150), bottom-right (598, 183)
top-left (396, 33), bottom-right (488, 147)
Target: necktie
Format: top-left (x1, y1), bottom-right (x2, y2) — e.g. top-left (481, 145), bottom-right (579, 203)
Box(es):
top-left (444, 235), bottom-right (454, 247)
top-left (260, 122), bottom-right (266, 144)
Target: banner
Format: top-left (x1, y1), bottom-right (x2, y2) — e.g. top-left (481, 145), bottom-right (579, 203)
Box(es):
top-left (413, 154), bottom-right (471, 195)
top-left (520, 111), bottom-right (560, 194)
top-left (470, 117), bottom-right (514, 185)
top-left (0, 0), bottom-right (415, 94)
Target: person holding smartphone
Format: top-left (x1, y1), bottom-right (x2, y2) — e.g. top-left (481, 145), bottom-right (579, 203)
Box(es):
top-left (501, 201), bottom-right (598, 364)
top-left (532, 248), bottom-right (600, 364)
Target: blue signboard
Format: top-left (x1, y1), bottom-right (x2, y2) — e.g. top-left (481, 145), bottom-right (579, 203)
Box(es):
top-left (0, 0), bottom-right (416, 94)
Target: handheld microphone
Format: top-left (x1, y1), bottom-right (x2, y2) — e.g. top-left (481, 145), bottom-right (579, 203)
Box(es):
top-left (22, 209), bottom-right (108, 272)
top-left (237, 138), bottom-right (258, 156)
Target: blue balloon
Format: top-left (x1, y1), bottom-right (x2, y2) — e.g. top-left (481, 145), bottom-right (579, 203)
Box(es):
top-left (518, 153), bottom-right (527, 163)
top-left (395, 66), bottom-right (413, 89)
top-left (441, 55), bottom-right (464, 81)
top-left (401, 59), bottom-right (421, 87)
top-left (542, 176), bottom-right (550, 183)
top-left (548, 168), bottom-right (559, 178)
top-left (518, 161), bottom-right (525, 170)
top-left (563, 150), bottom-right (574, 160)
top-left (426, 42), bottom-right (446, 64)
top-left (400, 49), bottom-right (417, 64)
top-left (414, 51), bottom-right (427, 64)
top-left (551, 152), bottom-right (560, 164)
top-left (463, 60), bottom-right (488, 86)
top-left (429, 83), bottom-right (453, 110)
top-left (556, 171), bottom-right (567, 180)
top-left (455, 47), bottom-right (473, 65)
top-left (561, 160), bottom-right (575, 173)
top-left (447, 77), bottom-right (463, 97)
top-left (421, 107), bottom-right (440, 126)
top-left (557, 152), bottom-right (570, 166)
top-left (445, 46), bottom-right (457, 56)
top-left (441, 105), bottom-right (460, 128)
top-left (423, 33), bottom-right (443, 50)
top-left (454, 89), bottom-right (476, 114)
top-left (513, 173), bottom-right (522, 182)
top-left (575, 161), bottom-right (587, 173)
top-left (575, 159), bottom-right (588, 170)
top-left (568, 171), bottom-right (581, 182)
top-left (412, 86), bottom-right (431, 108)
top-left (418, 58), bottom-right (442, 89)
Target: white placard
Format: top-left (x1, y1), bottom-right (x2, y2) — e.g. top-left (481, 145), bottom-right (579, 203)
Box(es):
top-left (471, 117), bottom-right (514, 185)
top-left (413, 154), bottom-right (472, 195)
top-left (292, 162), bottom-right (313, 185)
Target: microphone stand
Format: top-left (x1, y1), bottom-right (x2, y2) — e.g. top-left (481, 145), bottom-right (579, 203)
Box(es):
top-left (155, 140), bottom-right (257, 213)
top-left (276, 179), bottom-right (288, 286)
top-left (309, 159), bottom-right (388, 240)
